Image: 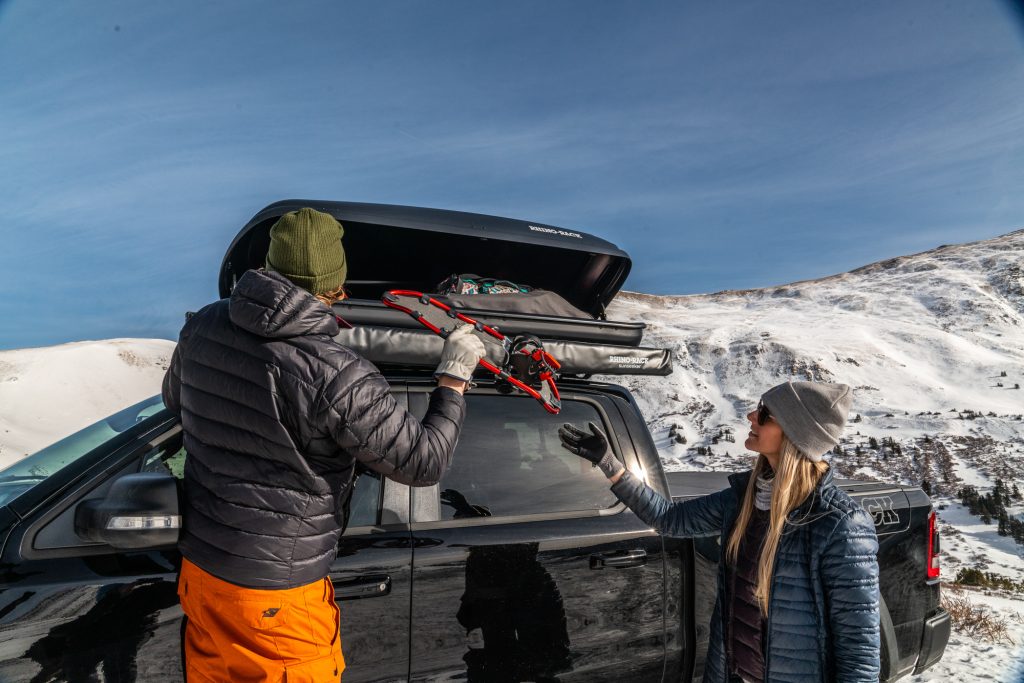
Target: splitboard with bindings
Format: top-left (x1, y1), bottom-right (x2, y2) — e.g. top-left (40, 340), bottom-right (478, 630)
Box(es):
top-left (382, 290), bottom-right (564, 414)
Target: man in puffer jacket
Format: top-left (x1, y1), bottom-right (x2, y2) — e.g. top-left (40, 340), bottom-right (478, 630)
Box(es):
top-left (162, 207), bottom-right (485, 682)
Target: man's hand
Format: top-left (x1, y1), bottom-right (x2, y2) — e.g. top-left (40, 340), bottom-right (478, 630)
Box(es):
top-left (558, 422), bottom-right (624, 479)
top-left (435, 324), bottom-right (487, 387)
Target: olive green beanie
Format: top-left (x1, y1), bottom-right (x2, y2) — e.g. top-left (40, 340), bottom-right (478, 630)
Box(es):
top-left (265, 208), bottom-right (347, 294)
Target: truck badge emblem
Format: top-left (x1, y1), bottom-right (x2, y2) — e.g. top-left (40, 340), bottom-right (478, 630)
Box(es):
top-left (862, 497), bottom-right (899, 526)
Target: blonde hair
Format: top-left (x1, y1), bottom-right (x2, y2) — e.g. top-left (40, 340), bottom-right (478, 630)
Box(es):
top-left (314, 283), bottom-right (348, 307)
top-left (725, 436), bottom-right (829, 617)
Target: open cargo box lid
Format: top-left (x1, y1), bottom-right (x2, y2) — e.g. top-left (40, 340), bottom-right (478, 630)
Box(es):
top-left (220, 200), bottom-right (632, 318)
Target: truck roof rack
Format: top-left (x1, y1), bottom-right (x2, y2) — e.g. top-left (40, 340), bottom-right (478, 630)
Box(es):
top-left (334, 326), bottom-right (672, 377)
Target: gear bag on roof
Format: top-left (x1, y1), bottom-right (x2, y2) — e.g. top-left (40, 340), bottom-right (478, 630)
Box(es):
top-left (435, 273), bottom-right (591, 319)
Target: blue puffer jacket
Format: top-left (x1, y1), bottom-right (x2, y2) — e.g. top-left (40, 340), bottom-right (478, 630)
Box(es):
top-left (611, 466), bottom-right (880, 683)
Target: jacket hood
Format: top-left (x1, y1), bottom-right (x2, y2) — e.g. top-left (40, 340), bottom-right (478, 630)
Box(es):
top-left (229, 269), bottom-right (340, 339)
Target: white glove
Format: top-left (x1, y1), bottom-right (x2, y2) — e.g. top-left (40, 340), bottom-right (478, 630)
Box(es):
top-left (434, 324), bottom-right (487, 382)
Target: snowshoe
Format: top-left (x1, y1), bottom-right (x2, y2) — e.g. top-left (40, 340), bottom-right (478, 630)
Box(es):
top-left (381, 290), bottom-right (562, 414)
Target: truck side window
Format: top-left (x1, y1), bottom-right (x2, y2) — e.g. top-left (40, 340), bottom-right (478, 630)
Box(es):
top-left (438, 395), bottom-right (619, 520)
top-left (141, 430), bottom-right (187, 479)
top-left (345, 472), bottom-right (382, 529)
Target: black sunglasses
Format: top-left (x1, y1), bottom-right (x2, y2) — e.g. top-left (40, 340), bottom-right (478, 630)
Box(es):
top-left (757, 400), bottom-right (771, 426)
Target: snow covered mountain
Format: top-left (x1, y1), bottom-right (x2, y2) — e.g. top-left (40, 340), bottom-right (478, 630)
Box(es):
top-left (607, 228), bottom-right (1024, 471)
top-left (605, 228), bottom-right (1024, 497)
top-left (0, 229), bottom-right (1022, 680)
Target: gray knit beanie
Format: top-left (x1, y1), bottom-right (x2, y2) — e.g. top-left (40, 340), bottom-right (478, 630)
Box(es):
top-left (760, 381), bottom-right (852, 461)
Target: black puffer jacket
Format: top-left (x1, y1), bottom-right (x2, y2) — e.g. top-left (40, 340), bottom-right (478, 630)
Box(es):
top-left (162, 269), bottom-right (466, 589)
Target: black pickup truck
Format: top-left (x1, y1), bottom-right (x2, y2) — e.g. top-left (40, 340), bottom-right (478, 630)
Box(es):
top-left (0, 201), bottom-right (949, 682)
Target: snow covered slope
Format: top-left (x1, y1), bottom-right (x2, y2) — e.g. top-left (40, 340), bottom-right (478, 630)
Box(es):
top-left (0, 339), bottom-right (174, 469)
top-left (607, 228), bottom-right (1024, 470)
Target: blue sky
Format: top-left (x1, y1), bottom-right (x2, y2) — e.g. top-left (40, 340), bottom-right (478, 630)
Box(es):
top-left (1, 1), bottom-right (1023, 349)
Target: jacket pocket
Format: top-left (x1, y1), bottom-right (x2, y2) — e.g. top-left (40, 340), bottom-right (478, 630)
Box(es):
top-left (231, 598), bottom-right (291, 631)
top-left (177, 574), bottom-right (193, 617)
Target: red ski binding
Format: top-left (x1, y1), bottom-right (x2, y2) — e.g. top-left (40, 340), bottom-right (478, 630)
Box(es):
top-left (382, 290), bottom-right (562, 414)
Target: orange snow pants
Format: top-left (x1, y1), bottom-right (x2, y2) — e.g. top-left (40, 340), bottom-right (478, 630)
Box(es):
top-left (177, 558), bottom-right (344, 682)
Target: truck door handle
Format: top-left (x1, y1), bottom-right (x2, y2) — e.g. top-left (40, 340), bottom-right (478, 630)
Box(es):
top-left (590, 549), bottom-right (647, 569)
top-left (331, 574), bottom-right (391, 600)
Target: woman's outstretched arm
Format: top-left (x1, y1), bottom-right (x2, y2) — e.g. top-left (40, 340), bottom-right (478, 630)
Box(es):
top-left (559, 421), bottom-right (733, 538)
top-left (611, 470), bottom-right (733, 538)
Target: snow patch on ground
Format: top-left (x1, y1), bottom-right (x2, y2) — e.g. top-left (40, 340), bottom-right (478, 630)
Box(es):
top-left (909, 586), bottom-right (1024, 683)
top-left (0, 339), bottom-right (174, 469)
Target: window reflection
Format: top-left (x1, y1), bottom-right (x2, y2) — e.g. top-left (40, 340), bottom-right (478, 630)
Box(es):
top-left (439, 395), bottom-right (618, 520)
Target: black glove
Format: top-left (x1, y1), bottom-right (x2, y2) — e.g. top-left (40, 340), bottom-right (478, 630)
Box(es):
top-left (558, 422), bottom-right (621, 479)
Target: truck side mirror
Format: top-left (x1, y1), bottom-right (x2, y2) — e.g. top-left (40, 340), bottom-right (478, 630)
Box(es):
top-left (74, 472), bottom-right (181, 549)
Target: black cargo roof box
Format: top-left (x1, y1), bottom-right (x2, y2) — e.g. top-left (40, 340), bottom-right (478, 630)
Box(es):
top-left (221, 200), bottom-right (632, 318)
top-left (220, 200), bottom-right (671, 375)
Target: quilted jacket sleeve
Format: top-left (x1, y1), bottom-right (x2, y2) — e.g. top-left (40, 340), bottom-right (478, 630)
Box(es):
top-left (162, 312), bottom-right (200, 417)
top-left (820, 507), bottom-right (881, 682)
top-left (319, 360), bottom-right (467, 487)
top-left (610, 470), bottom-right (733, 538)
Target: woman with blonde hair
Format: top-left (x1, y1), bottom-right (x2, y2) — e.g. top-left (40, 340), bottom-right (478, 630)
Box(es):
top-left (560, 381), bottom-right (880, 683)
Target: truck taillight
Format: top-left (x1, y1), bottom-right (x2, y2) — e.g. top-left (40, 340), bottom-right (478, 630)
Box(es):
top-left (927, 510), bottom-right (940, 580)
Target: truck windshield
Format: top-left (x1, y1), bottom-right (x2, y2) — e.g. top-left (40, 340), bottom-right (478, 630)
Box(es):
top-left (0, 395), bottom-right (165, 506)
